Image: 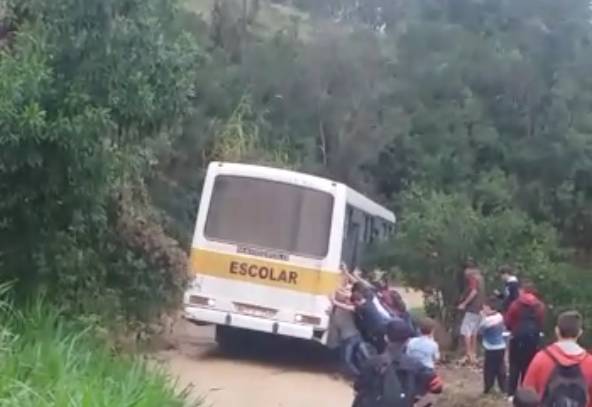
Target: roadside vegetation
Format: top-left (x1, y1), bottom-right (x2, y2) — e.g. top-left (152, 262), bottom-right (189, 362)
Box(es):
top-left (2, 0), bottom-right (592, 403)
top-left (1, 0), bottom-right (201, 403)
top-left (0, 288), bottom-right (195, 405)
top-left (161, 0), bottom-right (592, 341)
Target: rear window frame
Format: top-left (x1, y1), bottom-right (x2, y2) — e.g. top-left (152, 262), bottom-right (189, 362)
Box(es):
top-left (203, 174), bottom-right (335, 259)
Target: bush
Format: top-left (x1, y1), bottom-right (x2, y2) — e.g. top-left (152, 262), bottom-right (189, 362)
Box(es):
top-left (369, 187), bottom-right (576, 329)
top-left (0, 0), bottom-right (200, 323)
top-left (0, 295), bottom-right (199, 406)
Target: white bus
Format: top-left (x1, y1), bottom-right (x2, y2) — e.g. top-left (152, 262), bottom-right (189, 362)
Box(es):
top-left (183, 162), bottom-right (395, 347)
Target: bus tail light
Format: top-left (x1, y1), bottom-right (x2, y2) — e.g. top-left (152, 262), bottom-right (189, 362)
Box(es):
top-left (295, 314), bottom-right (321, 326)
top-left (189, 295), bottom-right (215, 307)
top-left (188, 278), bottom-right (201, 290)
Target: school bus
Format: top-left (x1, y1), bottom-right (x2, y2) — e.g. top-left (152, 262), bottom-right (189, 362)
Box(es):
top-left (183, 162), bottom-right (395, 346)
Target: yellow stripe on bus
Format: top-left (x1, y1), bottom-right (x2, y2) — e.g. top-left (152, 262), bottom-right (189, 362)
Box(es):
top-left (190, 248), bottom-right (341, 295)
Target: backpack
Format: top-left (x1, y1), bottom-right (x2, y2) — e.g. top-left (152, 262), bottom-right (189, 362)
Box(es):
top-left (353, 341), bottom-right (378, 373)
top-left (381, 362), bottom-right (414, 407)
top-left (514, 302), bottom-right (542, 339)
top-left (353, 355), bottom-right (417, 407)
top-left (542, 349), bottom-right (589, 407)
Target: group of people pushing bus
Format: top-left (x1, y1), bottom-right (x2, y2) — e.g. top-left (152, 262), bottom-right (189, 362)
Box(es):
top-left (328, 264), bottom-right (443, 406)
top-left (329, 265), bottom-right (419, 375)
top-left (330, 260), bottom-right (592, 407)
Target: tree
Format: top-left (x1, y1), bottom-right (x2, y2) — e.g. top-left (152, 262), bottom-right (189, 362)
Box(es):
top-left (285, 0), bottom-right (405, 31)
top-left (1, 0), bottom-right (201, 320)
top-left (370, 188), bottom-right (564, 327)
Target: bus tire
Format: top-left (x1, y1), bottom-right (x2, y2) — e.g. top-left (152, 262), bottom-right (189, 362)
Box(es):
top-left (215, 325), bottom-right (241, 352)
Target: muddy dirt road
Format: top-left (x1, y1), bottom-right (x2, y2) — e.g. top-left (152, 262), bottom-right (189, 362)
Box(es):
top-left (158, 322), bottom-right (353, 406)
top-left (157, 321), bottom-right (501, 407)
top-left (157, 288), bottom-right (425, 407)
top-left (157, 288), bottom-right (498, 407)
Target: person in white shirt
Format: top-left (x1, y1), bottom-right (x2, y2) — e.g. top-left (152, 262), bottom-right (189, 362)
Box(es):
top-left (479, 299), bottom-right (507, 395)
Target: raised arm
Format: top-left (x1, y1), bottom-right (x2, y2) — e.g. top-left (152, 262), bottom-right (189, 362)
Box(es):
top-left (330, 292), bottom-right (355, 312)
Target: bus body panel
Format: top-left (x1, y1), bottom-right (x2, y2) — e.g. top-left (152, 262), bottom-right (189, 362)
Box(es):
top-left (184, 162), bottom-right (346, 343)
top-left (183, 162), bottom-right (394, 344)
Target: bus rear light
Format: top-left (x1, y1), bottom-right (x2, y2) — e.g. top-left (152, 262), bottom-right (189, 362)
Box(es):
top-left (189, 295), bottom-right (215, 307)
top-left (188, 278), bottom-right (201, 290)
top-left (296, 314), bottom-right (321, 326)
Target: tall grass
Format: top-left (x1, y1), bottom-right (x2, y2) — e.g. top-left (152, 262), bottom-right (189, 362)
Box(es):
top-left (0, 291), bottom-right (197, 407)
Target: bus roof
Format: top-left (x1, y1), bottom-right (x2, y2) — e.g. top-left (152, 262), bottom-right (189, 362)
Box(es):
top-left (209, 162), bottom-right (396, 224)
top-left (344, 186), bottom-right (396, 223)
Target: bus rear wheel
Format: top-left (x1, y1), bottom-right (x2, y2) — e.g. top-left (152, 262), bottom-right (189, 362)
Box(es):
top-left (215, 325), bottom-right (243, 352)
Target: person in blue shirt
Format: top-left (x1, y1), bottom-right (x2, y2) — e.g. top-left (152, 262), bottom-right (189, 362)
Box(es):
top-left (479, 298), bottom-right (507, 395)
top-left (406, 317), bottom-right (440, 371)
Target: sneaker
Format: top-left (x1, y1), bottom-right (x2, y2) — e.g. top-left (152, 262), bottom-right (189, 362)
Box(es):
top-left (507, 396), bottom-right (514, 404)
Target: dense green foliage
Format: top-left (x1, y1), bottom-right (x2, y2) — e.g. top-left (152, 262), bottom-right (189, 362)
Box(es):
top-left (3, 0), bottom-right (592, 338)
top-left (158, 0), bottom-right (592, 327)
top-left (367, 189), bottom-right (584, 326)
top-left (1, 0), bottom-right (200, 321)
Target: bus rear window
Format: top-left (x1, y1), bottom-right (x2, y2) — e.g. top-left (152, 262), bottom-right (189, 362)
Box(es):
top-left (204, 175), bottom-right (334, 258)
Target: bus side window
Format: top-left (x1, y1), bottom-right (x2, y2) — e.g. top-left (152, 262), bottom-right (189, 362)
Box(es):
top-left (369, 217), bottom-right (377, 243)
top-left (363, 215), bottom-right (372, 243)
top-left (372, 227), bottom-right (379, 243)
top-left (385, 223), bottom-right (395, 239)
top-left (350, 223), bottom-right (361, 269)
top-left (357, 212), bottom-right (369, 269)
top-left (343, 206), bottom-right (353, 241)
top-left (341, 205), bottom-right (360, 269)
top-left (342, 222), bottom-right (359, 270)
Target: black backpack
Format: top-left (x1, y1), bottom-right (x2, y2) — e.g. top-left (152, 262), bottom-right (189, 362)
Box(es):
top-left (542, 349), bottom-right (589, 407)
top-left (381, 362), bottom-right (413, 407)
top-left (353, 341), bottom-right (378, 373)
top-left (353, 355), bottom-right (416, 407)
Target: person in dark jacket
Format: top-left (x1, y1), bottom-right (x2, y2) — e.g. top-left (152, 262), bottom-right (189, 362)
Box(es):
top-left (353, 319), bottom-right (443, 407)
top-left (504, 281), bottom-right (546, 398)
top-left (376, 286), bottom-right (417, 334)
top-left (351, 283), bottom-right (393, 353)
top-left (495, 265), bottom-right (520, 313)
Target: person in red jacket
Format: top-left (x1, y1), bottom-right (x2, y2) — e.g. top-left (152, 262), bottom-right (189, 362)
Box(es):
top-left (504, 281), bottom-right (546, 398)
top-left (523, 310), bottom-right (592, 407)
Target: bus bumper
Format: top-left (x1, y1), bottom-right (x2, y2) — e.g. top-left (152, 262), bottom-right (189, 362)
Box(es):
top-left (183, 305), bottom-right (316, 340)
